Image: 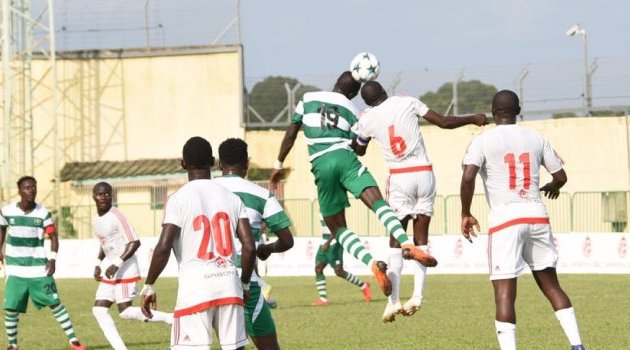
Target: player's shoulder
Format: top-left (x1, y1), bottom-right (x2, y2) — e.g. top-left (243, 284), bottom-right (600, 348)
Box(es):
top-left (215, 176), bottom-right (270, 199)
top-left (34, 203), bottom-right (52, 216)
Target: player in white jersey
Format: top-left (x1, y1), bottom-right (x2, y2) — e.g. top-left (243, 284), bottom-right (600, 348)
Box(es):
top-left (355, 81), bottom-right (486, 322)
top-left (91, 182), bottom-right (172, 350)
top-left (140, 136), bottom-right (256, 350)
top-left (0, 176), bottom-right (86, 350)
top-left (460, 90), bottom-right (585, 350)
top-left (216, 138), bottom-right (294, 350)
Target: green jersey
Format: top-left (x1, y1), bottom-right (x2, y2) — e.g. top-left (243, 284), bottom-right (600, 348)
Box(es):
top-left (214, 175), bottom-right (292, 241)
top-left (0, 203), bottom-right (55, 278)
top-left (291, 91), bottom-right (360, 162)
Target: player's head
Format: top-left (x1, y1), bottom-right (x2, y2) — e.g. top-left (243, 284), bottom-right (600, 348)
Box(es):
top-left (17, 176), bottom-right (37, 203)
top-left (333, 71), bottom-right (361, 100)
top-left (182, 136), bottom-right (215, 170)
top-left (92, 182), bottom-right (113, 213)
top-left (492, 90), bottom-right (521, 122)
top-left (218, 138), bottom-right (249, 176)
top-left (361, 81), bottom-right (388, 107)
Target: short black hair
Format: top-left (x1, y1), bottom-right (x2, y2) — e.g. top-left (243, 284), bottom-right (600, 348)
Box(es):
top-left (219, 138), bottom-right (248, 167)
top-left (182, 136), bottom-right (214, 168)
top-left (492, 90), bottom-right (521, 117)
top-left (17, 176), bottom-right (36, 189)
top-left (93, 181), bottom-right (112, 194)
top-left (333, 71), bottom-right (361, 99)
top-left (361, 81), bottom-right (386, 106)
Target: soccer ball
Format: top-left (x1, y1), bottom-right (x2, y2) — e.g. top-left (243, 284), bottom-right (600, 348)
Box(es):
top-left (350, 52), bottom-right (380, 83)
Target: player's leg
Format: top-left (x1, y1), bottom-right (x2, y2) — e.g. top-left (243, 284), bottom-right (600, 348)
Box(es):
top-left (245, 281), bottom-right (280, 350)
top-left (492, 278), bottom-right (518, 350)
top-left (213, 304), bottom-right (248, 350)
top-left (312, 258), bottom-right (329, 306)
top-left (3, 276), bottom-right (29, 349)
top-left (332, 257), bottom-right (371, 303)
top-left (31, 276), bottom-right (85, 349)
top-left (383, 233), bottom-right (404, 323)
top-left (93, 294), bottom-right (127, 350)
top-left (403, 214), bottom-right (431, 316)
top-left (527, 223), bottom-right (584, 348)
top-left (116, 282), bottom-right (173, 324)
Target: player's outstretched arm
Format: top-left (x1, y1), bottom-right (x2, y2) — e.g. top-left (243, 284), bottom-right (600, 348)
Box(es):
top-left (541, 169), bottom-right (567, 200)
top-left (460, 164), bottom-right (481, 242)
top-left (423, 110), bottom-right (488, 129)
top-left (256, 227), bottom-right (294, 261)
top-left (141, 223), bottom-right (179, 319)
top-left (270, 123), bottom-right (301, 190)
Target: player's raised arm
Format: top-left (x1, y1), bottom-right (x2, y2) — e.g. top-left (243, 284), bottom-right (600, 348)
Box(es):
top-left (270, 119), bottom-right (302, 191)
top-left (423, 109), bottom-right (487, 129)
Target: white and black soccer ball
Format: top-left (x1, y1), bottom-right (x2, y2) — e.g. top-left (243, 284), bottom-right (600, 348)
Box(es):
top-left (349, 52), bottom-right (380, 83)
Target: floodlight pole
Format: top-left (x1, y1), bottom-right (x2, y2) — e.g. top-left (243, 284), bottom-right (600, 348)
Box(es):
top-left (567, 24), bottom-right (592, 116)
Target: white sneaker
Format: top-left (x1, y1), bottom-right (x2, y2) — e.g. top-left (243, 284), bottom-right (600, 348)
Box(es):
top-left (382, 300), bottom-right (403, 323)
top-left (402, 296), bottom-right (423, 316)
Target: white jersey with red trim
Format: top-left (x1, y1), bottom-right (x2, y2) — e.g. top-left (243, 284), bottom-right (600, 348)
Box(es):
top-left (92, 207), bottom-right (140, 283)
top-left (462, 124), bottom-right (564, 226)
top-left (354, 95), bottom-right (431, 169)
top-left (162, 179), bottom-right (248, 317)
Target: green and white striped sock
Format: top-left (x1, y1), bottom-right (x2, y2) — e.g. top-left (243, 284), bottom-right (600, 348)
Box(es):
top-left (343, 271), bottom-right (365, 288)
top-left (373, 199), bottom-right (410, 245)
top-left (51, 304), bottom-right (77, 341)
top-left (315, 274), bottom-right (328, 301)
top-left (5, 310), bottom-right (19, 346)
top-left (336, 227), bottom-right (374, 266)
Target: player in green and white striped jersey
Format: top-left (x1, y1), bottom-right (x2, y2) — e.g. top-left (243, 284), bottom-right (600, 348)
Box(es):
top-left (269, 71), bottom-right (437, 297)
top-left (216, 138), bottom-right (294, 350)
top-left (0, 176), bottom-right (86, 350)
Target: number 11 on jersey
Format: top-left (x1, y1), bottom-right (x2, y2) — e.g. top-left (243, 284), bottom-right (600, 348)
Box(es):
top-left (504, 152), bottom-right (531, 190)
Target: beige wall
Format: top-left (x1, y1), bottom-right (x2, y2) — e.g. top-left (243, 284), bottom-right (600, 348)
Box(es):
top-left (246, 116), bottom-right (630, 199)
top-left (21, 47), bottom-right (244, 206)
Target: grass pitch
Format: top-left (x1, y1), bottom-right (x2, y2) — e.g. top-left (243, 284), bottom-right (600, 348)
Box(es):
top-left (1, 274), bottom-right (628, 349)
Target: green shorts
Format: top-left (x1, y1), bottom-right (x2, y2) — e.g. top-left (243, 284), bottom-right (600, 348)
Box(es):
top-left (4, 275), bottom-right (61, 313)
top-left (315, 242), bottom-right (343, 267)
top-left (244, 281), bottom-right (276, 337)
top-left (311, 150), bottom-right (378, 217)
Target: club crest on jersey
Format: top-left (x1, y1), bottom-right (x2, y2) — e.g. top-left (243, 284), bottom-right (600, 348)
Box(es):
top-left (518, 189), bottom-right (528, 198)
top-left (9, 218), bottom-right (15, 225)
top-left (215, 257), bottom-right (228, 269)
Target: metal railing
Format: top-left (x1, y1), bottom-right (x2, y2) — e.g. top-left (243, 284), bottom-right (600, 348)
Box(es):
top-left (61, 191), bottom-right (630, 239)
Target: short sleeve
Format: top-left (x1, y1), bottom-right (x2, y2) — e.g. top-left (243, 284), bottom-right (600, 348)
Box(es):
top-left (541, 138), bottom-right (564, 174)
top-left (263, 193), bottom-right (292, 232)
top-left (291, 100), bottom-right (304, 124)
top-left (43, 211), bottom-right (56, 235)
top-left (414, 98), bottom-right (430, 118)
top-left (162, 193), bottom-right (182, 228)
top-left (462, 135), bottom-right (485, 167)
top-left (0, 211), bottom-right (7, 228)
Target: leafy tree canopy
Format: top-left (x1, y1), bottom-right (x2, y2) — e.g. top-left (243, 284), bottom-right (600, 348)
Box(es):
top-left (420, 80), bottom-right (497, 115)
top-left (249, 76), bottom-right (320, 122)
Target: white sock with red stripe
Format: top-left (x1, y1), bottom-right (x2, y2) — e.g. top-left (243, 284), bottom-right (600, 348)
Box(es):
top-left (387, 248), bottom-right (403, 304)
top-left (411, 245), bottom-right (428, 300)
top-left (120, 306), bottom-right (173, 324)
top-left (93, 306), bottom-right (127, 350)
top-left (495, 320), bottom-right (516, 350)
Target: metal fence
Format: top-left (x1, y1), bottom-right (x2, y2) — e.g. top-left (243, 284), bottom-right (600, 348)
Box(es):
top-left (62, 191), bottom-right (630, 239)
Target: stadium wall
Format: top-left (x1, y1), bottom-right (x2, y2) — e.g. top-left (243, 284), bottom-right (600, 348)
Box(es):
top-left (246, 116), bottom-right (630, 198)
top-left (34, 233), bottom-right (630, 279)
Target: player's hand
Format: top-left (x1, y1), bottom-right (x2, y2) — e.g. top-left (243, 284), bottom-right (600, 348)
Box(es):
top-left (540, 183), bottom-right (560, 199)
top-left (140, 284), bottom-right (157, 319)
top-left (93, 266), bottom-right (102, 282)
top-left (461, 215), bottom-right (480, 243)
top-left (105, 265), bottom-right (119, 279)
top-left (256, 244), bottom-right (272, 261)
top-left (472, 113), bottom-right (488, 126)
top-left (46, 259), bottom-right (56, 276)
top-left (269, 168), bottom-right (284, 192)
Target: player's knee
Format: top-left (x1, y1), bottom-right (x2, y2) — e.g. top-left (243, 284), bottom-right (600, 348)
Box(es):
top-left (92, 306), bottom-right (109, 318)
top-left (334, 267), bottom-right (345, 277)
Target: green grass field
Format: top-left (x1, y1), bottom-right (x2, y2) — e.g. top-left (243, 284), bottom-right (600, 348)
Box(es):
top-left (1, 274), bottom-right (628, 349)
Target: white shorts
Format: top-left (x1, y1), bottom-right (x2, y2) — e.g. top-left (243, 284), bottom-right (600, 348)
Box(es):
top-left (488, 222), bottom-right (558, 280)
top-left (95, 280), bottom-right (138, 304)
top-left (386, 170), bottom-right (436, 220)
top-left (171, 304), bottom-right (248, 350)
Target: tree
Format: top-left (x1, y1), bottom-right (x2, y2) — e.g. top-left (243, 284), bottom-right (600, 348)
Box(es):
top-left (420, 80), bottom-right (497, 115)
top-left (248, 76), bottom-right (320, 123)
